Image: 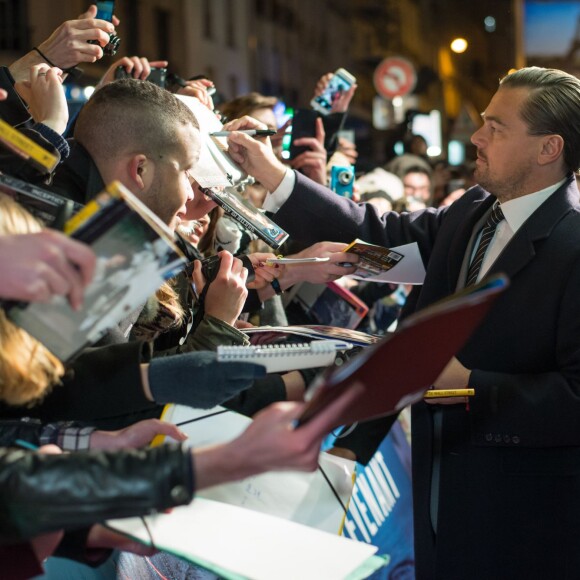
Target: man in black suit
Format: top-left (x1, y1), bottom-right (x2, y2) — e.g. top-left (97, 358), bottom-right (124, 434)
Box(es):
top-left (224, 67), bottom-right (580, 579)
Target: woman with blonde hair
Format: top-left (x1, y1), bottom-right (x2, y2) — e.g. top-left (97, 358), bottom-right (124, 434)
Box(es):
top-left (0, 194), bottom-right (65, 406)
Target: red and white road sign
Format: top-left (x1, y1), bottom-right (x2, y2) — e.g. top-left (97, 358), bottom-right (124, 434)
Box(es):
top-left (373, 57), bottom-right (417, 99)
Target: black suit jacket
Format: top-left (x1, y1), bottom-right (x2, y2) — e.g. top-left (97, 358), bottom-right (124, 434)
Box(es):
top-left (274, 171), bottom-right (580, 579)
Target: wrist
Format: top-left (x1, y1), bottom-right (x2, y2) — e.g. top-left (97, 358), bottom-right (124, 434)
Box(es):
top-left (193, 442), bottom-right (252, 490)
top-left (8, 51), bottom-right (43, 83)
top-left (260, 163), bottom-right (288, 193)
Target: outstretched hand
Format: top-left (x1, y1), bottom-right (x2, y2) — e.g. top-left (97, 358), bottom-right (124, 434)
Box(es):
top-left (15, 65), bottom-right (68, 135)
top-left (313, 73), bottom-right (358, 114)
top-left (192, 251), bottom-right (248, 326)
top-left (223, 116), bottom-right (288, 193)
top-left (0, 231), bottom-right (96, 309)
top-left (90, 419), bottom-right (188, 449)
top-left (98, 56), bottom-right (169, 87)
top-left (290, 117), bottom-right (328, 185)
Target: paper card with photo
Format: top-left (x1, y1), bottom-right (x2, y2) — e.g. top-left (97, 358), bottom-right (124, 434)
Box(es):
top-left (7, 181), bottom-right (186, 361)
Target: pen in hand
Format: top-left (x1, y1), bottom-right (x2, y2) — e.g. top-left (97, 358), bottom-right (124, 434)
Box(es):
top-left (210, 129), bottom-right (276, 138)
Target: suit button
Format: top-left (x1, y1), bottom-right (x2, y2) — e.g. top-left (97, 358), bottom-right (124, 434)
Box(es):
top-left (485, 433), bottom-right (493, 442)
top-left (503, 435), bottom-right (511, 444)
top-left (494, 434), bottom-right (502, 443)
top-left (512, 435), bottom-right (520, 444)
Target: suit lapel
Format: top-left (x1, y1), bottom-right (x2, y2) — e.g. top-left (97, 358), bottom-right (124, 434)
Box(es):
top-left (446, 189), bottom-right (495, 290)
top-left (487, 177), bottom-right (578, 281)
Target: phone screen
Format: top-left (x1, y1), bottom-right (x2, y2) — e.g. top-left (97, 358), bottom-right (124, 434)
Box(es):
top-left (289, 108), bottom-right (319, 160)
top-left (95, 1), bottom-right (115, 22)
top-left (312, 71), bottom-right (354, 115)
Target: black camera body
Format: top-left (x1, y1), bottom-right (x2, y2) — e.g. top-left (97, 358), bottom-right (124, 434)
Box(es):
top-left (200, 254), bottom-right (255, 284)
top-left (114, 66), bottom-right (167, 88)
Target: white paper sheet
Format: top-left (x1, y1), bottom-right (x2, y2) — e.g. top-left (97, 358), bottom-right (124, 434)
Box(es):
top-left (163, 405), bottom-right (355, 534)
top-left (107, 498), bottom-right (377, 580)
top-left (348, 242), bottom-right (425, 285)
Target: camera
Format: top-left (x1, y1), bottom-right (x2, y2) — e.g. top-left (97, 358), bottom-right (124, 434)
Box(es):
top-left (330, 165), bottom-right (355, 198)
top-left (89, 1), bottom-right (121, 56)
top-left (114, 66), bottom-right (167, 88)
top-left (200, 254), bottom-right (255, 284)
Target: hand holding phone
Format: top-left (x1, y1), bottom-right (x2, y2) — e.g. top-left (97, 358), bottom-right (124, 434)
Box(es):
top-left (288, 108), bottom-right (319, 160)
top-left (90, 1), bottom-right (121, 55)
top-left (310, 69), bottom-right (357, 115)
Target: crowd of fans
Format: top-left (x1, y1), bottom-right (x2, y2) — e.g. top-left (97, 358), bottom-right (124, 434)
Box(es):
top-left (1, 4), bottom-right (579, 580)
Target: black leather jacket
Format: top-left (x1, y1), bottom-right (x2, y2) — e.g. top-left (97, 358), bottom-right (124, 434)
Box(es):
top-left (0, 443), bottom-right (194, 544)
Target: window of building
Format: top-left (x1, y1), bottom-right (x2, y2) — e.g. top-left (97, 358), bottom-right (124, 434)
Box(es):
top-left (228, 74), bottom-right (239, 99)
top-left (123, 0), bottom-right (139, 55)
top-left (225, 0), bottom-right (236, 48)
top-left (202, 0), bottom-right (212, 40)
top-left (0, 0), bottom-right (28, 51)
top-left (156, 8), bottom-right (170, 60)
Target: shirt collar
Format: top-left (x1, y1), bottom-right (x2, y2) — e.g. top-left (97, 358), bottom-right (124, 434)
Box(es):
top-left (499, 177), bottom-right (567, 234)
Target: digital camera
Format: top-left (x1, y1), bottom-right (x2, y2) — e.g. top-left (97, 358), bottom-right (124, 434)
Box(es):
top-left (90, 1), bottom-right (121, 56)
top-left (200, 254), bottom-right (255, 284)
top-left (330, 165), bottom-right (355, 198)
top-left (114, 66), bottom-right (167, 88)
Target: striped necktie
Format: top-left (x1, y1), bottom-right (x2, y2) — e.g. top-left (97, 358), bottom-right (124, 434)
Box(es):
top-left (465, 202), bottom-right (505, 287)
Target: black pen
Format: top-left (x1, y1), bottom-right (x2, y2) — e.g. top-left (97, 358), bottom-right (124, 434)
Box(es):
top-left (210, 129), bottom-right (276, 137)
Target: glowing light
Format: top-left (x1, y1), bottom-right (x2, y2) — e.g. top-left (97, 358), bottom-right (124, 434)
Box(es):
top-left (450, 38), bottom-right (468, 54)
top-left (484, 16), bottom-right (496, 33)
top-left (83, 86), bottom-right (96, 99)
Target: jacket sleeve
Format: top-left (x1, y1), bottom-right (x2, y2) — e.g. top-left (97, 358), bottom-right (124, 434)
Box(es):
top-left (0, 443), bottom-right (194, 543)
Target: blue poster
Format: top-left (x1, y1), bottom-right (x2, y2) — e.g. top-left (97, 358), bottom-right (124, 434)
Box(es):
top-left (342, 416), bottom-right (415, 579)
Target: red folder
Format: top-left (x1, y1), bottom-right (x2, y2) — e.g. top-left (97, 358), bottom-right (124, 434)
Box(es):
top-left (297, 274), bottom-right (509, 429)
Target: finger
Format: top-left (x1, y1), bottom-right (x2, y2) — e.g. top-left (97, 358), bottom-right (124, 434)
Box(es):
top-left (73, 26), bottom-right (112, 45)
top-left (138, 57), bottom-right (150, 80)
top-left (315, 116), bottom-right (326, 144)
top-left (148, 60), bottom-right (169, 68)
top-left (53, 235), bottom-right (97, 285)
top-left (0, 88), bottom-right (7, 100)
top-left (145, 420), bottom-right (188, 442)
top-left (112, 14), bottom-right (121, 27)
top-left (192, 260), bottom-right (205, 289)
top-left (52, 256), bottom-right (87, 310)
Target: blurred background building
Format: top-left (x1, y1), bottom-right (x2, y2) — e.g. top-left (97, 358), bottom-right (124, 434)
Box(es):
top-left (1, 0), bottom-right (578, 170)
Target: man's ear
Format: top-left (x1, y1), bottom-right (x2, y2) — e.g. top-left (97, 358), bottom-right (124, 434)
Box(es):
top-left (127, 154), bottom-right (152, 191)
top-left (538, 134), bottom-right (565, 166)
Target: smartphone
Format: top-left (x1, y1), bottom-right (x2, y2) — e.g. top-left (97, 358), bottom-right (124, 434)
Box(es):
top-left (310, 68), bottom-right (356, 116)
top-left (289, 108), bottom-right (319, 160)
top-left (95, 1), bottom-right (115, 22)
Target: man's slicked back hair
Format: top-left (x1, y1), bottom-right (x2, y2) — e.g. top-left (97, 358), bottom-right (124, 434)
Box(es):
top-left (74, 79), bottom-right (200, 163)
top-left (500, 67), bottom-right (580, 173)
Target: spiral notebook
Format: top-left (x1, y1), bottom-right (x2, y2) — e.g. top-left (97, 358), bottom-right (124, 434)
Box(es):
top-left (216, 340), bottom-right (352, 373)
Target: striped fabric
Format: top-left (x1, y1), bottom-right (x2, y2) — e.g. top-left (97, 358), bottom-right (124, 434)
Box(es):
top-left (465, 203), bottom-right (505, 287)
